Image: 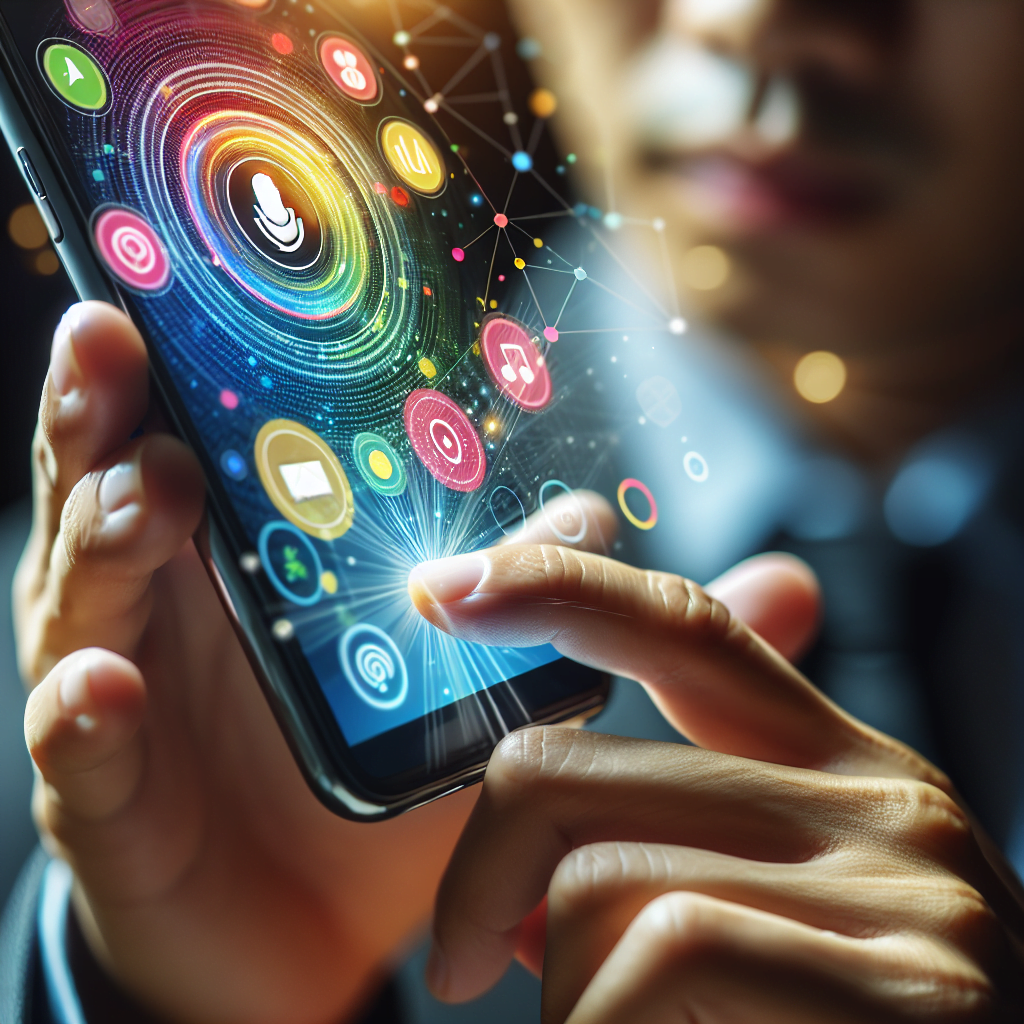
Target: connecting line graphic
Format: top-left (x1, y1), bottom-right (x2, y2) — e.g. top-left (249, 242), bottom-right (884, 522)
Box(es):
top-left (382, 0), bottom-right (689, 361)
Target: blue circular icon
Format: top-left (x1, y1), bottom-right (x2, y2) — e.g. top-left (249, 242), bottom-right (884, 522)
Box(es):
top-left (221, 449), bottom-right (248, 481)
top-left (489, 485), bottom-right (526, 535)
top-left (258, 521), bottom-right (324, 607)
top-left (339, 624), bottom-right (408, 710)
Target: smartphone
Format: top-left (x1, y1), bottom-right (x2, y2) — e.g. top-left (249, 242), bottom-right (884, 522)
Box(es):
top-left (0, 0), bottom-right (610, 820)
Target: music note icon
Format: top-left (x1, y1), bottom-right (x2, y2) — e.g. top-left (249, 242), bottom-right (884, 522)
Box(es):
top-left (480, 316), bottom-right (553, 412)
top-left (499, 343), bottom-right (536, 385)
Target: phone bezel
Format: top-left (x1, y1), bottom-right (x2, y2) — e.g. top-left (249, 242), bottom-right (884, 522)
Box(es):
top-left (0, 2), bottom-right (610, 821)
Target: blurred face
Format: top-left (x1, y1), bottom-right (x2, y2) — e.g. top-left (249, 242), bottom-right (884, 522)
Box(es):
top-left (509, 0), bottom-right (1024, 370)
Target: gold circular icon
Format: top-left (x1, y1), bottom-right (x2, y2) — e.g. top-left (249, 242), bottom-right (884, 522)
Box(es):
top-left (379, 118), bottom-right (445, 197)
top-left (255, 420), bottom-right (355, 541)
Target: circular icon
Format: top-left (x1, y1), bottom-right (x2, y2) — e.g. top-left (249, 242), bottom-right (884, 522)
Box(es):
top-left (38, 39), bottom-right (110, 113)
top-left (66, 0), bottom-right (119, 36)
top-left (221, 449), bottom-right (248, 481)
top-left (339, 624), bottom-right (409, 710)
top-left (379, 119), bottom-right (445, 197)
top-left (255, 420), bottom-right (355, 540)
top-left (227, 158), bottom-right (323, 271)
top-left (404, 390), bottom-right (486, 493)
top-left (92, 206), bottom-right (172, 292)
top-left (489, 486), bottom-right (526, 536)
top-left (479, 316), bottom-right (552, 411)
top-left (352, 433), bottom-right (408, 497)
top-left (684, 452), bottom-right (710, 483)
top-left (617, 478), bottom-right (659, 531)
top-left (319, 35), bottom-right (379, 103)
top-left (539, 480), bottom-right (588, 545)
top-left (259, 522), bottom-right (324, 607)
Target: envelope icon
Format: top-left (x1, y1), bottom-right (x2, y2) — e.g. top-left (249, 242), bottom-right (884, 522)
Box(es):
top-left (279, 460), bottom-right (333, 504)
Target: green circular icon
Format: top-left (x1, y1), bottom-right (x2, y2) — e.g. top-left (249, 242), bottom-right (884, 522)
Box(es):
top-left (41, 41), bottom-right (109, 113)
top-left (352, 433), bottom-right (408, 497)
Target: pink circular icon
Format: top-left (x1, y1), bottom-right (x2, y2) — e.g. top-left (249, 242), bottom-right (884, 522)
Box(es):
top-left (480, 317), bottom-right (553, 411)
top-left (404, 390), bottom-right (486, 493)
top-left (319, 36), bottom-right (378, 103)
top-left (93, 207), bottom-right (171, 292)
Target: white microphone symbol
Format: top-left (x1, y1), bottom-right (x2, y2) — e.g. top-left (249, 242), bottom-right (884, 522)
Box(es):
top-left (251, 172), bottom-right (304, 253)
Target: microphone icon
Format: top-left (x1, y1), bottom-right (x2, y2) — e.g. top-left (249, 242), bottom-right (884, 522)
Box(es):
top-left (251, 172), bottom-right (304, 253)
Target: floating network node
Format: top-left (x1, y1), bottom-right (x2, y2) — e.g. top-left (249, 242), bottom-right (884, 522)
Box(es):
top-left (669, 317), bottom-right (688, 336)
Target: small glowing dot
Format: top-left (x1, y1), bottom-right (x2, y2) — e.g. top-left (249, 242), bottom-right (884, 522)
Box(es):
top-left (419, 356), bottom-right (438, 379)
top-left (373, 181), bottom-right (387, 194)
top-left (272, 619), bottom-right (295, 642)
top-left (669, 317), bottom-right (687, 336)
top-left (271, 32), bottom-right (294, 54)
top-left (652, 218), bottom-right (666, 233)
top-left (794, 351), bottom-right (847, 404)
top-left (347, 556), bottom-right (357, 567)
top-left (533, 237), bottom-right (543, 249)
top-left (503, 111), bottom-right (519, 126)
top-left (403, 54), bottom-right (419, 70)
top-left (240, 552), bottom-right (261, 574)
top-left (529, 88), bottom-right (558, 118)
top-left (574, 267), bottom-right (587, 281)
top-left (321, 571), bottom-right (339, 595)
top-left (681, 245), bottom-right (731, 292)
top-left (393, 30), bottom-right (411, 46)
top-left (511, 151), bottom-right (533, 173)
top-left (544, 326), bottom-right (559, 343)
top-left (489, 299), bottom-right (498, 309)
top-left (514, 257), bottom-right (526, 270)
top-left (603, 212), bottom-right (623, 230)
top-left (424, 94), bottom-right (441, 114)
top-left (486, 420), bottom-right (499, 433)
top-left (452, 247), bottom-right (465, 262)
top-left (8, 204), bottom-right (48, 249)
top-left (219, 389), bottom-right (240, 410)
top-left (494, 213), bottom-right (509, 228)
top-left (498, 274), bottom-right (506, 282)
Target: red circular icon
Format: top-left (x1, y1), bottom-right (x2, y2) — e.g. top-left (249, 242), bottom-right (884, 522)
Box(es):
top-left (319, 36), bottom-right (378, 103)
top-left (480, 316), bottom-right (553, 411)
top-left (404, 390), bottom-right (486, 493)
top-left (93, 206), bottom-right (171, 292)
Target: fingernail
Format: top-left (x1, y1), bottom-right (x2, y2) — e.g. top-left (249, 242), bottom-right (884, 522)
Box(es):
top-left (59, 662), bottom-right (97, 731)
top-left (99, 457), bottom-right (143, 514)
top-left (50, 307), bottom-right (84, 397)
top-left (409, 554), bottom-right (488, 606)
top-left (425, 944), bottom-right (449, 997)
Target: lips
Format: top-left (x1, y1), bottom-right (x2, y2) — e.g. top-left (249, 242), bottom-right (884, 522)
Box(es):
top-left (645, 150), bottom-right (890, 232)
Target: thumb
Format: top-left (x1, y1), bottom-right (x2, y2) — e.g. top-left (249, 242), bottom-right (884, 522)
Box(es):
top-left (705, 553), bottom-right (821, 664)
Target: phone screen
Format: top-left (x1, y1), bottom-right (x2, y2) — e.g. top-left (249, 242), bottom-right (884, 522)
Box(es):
top-left (0, 0), bottom-right (615, 779)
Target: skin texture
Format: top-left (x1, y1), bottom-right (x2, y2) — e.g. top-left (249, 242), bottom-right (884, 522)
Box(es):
top-left (506, 0), bottom-right (1024, 462)
top-left (18, 307), bottom-right (831, 1024)
top-left (17, 303), bottom-right (479, 1024)
top-left (410, 546), bottom-right (1024, 1022)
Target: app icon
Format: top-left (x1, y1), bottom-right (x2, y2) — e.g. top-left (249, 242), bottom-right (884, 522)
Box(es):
top-left (255, 420), bottom-right (355, 540)
top-left (404, 390), bottom-right (486, 493)
top-left (226, 158), bottom-right (322, 271)
top-left (39, 40), bottom-right (109, 113)
top-left (617, 478), bottom-right (659, 531)
top-left (339, 623), bottom-right (408, 710)
top-left (259, 521), bottom-right (324, 606)
top-left (379, 119), bottom-right (445, 197)
top-left (319, 35), bottom-right (378, 103)
top-left (352, 433), bottom-right (408, 497)
top-left (92, 206), bottom-right (171, 292)
top-left (65, 0), bottom-right (119, 36)
top-left (479, 316), bottom-right (552, 411)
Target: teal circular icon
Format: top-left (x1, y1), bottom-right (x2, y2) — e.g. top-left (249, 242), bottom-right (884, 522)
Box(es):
top-left (259, 521), bottom-right (324, 607)
top-left (352, 432), bottom-right (407, 497)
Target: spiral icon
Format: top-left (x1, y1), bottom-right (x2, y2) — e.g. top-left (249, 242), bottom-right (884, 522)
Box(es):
top-left (340, 624), bottom-right (409, 710)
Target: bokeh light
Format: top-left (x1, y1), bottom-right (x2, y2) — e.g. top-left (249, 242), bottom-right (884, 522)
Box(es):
top-left (680, 244), bottom-right (730, 291)
top-left (529, 88), bottom-right (557, 118)
top-left (794, 351), bottom-right (847, 404)
top-left (8, 203), bottom-right (48, 250)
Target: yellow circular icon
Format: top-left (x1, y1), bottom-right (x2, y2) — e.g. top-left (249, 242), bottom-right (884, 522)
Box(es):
top-left (368, 449), bottom-right (393, 480)
top-left (379, 118), bottom-right (445, 196)
top-left (255, 420), bottom-right (355, 541)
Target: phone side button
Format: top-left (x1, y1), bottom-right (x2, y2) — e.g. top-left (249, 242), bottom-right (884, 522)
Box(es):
top-left (37, 198), bottom-right (64, 244)
top-left (16, 147), bottom-right (46, 198)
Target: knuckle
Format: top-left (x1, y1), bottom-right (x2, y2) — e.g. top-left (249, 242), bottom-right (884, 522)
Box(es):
top-left (644, 573), bottom-right (736, 645)
top-left (857, 778), bottom-right (973, 858)
top-left (485, 727), bottom-right (588, 805)
top-left (550, 842), bottom-right (670, 916)
top-left (630, 891), bottom-right (728, 961)
top-left (59, 473), bottom-right (105, 566)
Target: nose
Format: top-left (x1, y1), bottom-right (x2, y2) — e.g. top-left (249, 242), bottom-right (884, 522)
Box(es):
top-left (672, 0), bottom-right (907, 84)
